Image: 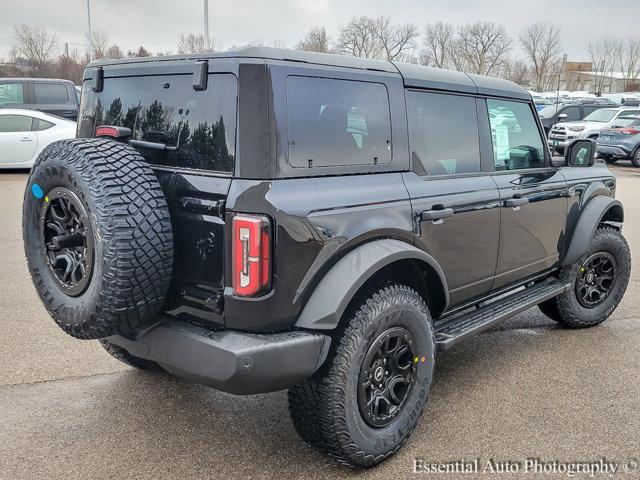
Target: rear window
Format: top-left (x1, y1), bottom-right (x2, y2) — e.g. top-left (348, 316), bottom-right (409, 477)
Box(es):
top-left (286, 76), bottom-right (392, 168)
top-left (34, 83), bottom-right (69, 103)
top-left (407, 91), bottom-right (480, 175)
top-left (78, 73), bottom-right (237, 173)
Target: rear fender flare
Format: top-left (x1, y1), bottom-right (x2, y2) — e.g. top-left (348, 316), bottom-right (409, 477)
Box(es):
top-left (294, 239), bottom-right (449, 330)
top-left (562, 196), bottom-right (623, 266)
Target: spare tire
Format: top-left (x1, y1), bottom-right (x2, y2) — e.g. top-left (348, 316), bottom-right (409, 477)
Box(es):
top-left (23, 138), bottom-right (173, 339)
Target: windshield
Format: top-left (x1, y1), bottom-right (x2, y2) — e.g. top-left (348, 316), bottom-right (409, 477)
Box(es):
top-left (583, 109), bottom-right (617, 123)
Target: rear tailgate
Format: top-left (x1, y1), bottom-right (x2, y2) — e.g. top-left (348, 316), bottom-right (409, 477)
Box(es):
top-left (77, 64), bottom-right (238, 326)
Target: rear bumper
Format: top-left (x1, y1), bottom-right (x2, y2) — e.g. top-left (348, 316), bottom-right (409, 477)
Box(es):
top-left (107, 319), bottom-right (331, 395)
top-left (596, 145), bottom-right (632, 158)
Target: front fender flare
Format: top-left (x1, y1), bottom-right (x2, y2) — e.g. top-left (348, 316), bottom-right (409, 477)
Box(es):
top-left (562, 196), bottom-right (623, 266)
top-left (295, 239), bottom-right (449, 330)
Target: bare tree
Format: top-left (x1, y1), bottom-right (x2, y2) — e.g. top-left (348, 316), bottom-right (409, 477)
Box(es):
top-left (499, 58), bottom-right (531, 86)
top-left (177, 32), bottom-right (217, 54)
top-left (10, 24), bottom-right (57, 76)
top-left (296, 27), bottom-right (330, 53)
top-left (588, 39), bottom-right (623, 93)
top-left (335, 16), bottom-right (382, 59)
top-left (619, 39), bottom-right (640, 91)
top-left (454, 21), bottom-right (512, 75)
top-left (373, 17), bottom-right (418, 61)
top-left (127, 46), bottom-right (151, 58)
top-left (420, 22), bottom-right (454, 68)
top-left (519, 23), bottom-right (563, 92)
top-left (86, 29), bottom-right (110, 59)
top-left (105, 44), bottom-right (124, 59)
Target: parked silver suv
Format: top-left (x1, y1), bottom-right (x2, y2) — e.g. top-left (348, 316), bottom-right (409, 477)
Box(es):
top-left (548, 106), bottom-right (640, 154)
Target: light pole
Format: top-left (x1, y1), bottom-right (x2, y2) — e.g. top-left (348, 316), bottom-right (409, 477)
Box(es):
top-left (204, 0), bottom-right (210, 50)
top-left (86, 0), bottom-right (93, 58)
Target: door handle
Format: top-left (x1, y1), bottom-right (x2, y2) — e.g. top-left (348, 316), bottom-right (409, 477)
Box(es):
top-left (505, 196), bottom-right (529, 208)
top-left (20, 137), bottom-right (33, 142)
top-left (420, 207), bottom-right (454, 221)
top-left (62, 110), bottom-right (74, 115)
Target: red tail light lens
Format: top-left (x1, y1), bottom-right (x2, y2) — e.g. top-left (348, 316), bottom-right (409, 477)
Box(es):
top-left (232, 214), bottom-right (271, 296)
top-left (95, 125), bottom-right (132, 139)
top-left (621, 128), bottom-right (640, 135)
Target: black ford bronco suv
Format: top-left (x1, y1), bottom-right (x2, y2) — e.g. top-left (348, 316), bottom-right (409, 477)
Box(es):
top-left (22, 48), bottom-right (630, 468)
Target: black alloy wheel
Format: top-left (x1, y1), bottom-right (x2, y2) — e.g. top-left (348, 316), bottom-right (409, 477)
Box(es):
top-left (576, 252), bottom-right (616, 308)
top-left (358, 327), bottom-right (417, 428)
top-left (39, 187), bottom-right (94, 297)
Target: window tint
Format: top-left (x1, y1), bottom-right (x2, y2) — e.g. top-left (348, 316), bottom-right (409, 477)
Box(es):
top-left (487, 99), bottom-right (546, 171)
top-left (34, 83), bottom-right (69, 103)
top-left (77, 74), bottom-right (237, 172)
top-left (561, 106), bottom-right (580, 121)
top-left (0, 115), bottom-right (33, 132)
top-left (407, 91), bottom-right (480, 175)
top-left (0, 83), bottom-right (24, 106)
top-left (286, 76), bottom-right (391, 168)
top-left (32, 118), bottom-right (54, 131)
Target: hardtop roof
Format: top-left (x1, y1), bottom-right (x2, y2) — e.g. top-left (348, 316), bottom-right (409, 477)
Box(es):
top-left (87, 46), bottom-right (530, 100)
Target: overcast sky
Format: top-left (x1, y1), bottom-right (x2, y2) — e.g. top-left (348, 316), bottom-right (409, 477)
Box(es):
top-left (1, 0), bottom-right (639, 61)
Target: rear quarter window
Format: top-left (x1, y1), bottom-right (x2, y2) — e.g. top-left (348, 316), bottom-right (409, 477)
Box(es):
top-left (33, 83), bottom-right (69, 104)
top-left (77, 73), bottom-right (237, 173)
top-left (286, 76), bottom-right (392, 168)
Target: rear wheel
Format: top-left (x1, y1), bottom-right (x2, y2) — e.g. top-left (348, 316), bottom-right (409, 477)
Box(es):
top-left (539, 227), bottom-right (630, 328)
top-left (288, 284), bottom-right (434, 468)
top-left (631, 148), bottom-right (640, 167)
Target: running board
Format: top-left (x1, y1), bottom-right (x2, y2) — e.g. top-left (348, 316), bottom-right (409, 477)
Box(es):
top-left (434, 281), bottom-right (571, 351)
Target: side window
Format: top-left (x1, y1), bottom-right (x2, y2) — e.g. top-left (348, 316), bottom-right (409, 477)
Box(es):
top-left (583, 106), bottom-right (600, 116)
top-left (487, 99), bottom-right (546, 171)
top-left (0, 82), bottom-right (25, 107)
top-left (407, 91), bottom-right (480, 175)
top-left (286, 76), bottom-right (392, 168)
top-left (32, 118), bottom-right (54, 131)
top-left (33, 83), bottom-right (69, 104)
top-left (562, 106), bottom-right (580, 121)
top-left (0, 115), bottom-right (33, 132)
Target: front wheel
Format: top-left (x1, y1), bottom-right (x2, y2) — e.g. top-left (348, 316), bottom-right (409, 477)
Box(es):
top-left (288, 284), bottom-right (434, 468)
top-left (602, 155), bottom-right (617, 164)
top-left (539, 227), bottom-right (630, 328)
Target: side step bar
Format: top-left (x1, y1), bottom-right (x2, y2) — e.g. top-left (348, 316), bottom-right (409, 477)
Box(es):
top-left (434, 280), bottom-right (571, 351)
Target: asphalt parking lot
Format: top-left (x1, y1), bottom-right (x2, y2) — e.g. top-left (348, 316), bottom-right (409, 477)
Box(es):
top-left (1, 164), bottom-right (639, 480)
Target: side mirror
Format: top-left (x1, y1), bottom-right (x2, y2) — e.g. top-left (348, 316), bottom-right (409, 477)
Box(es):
top-left (557, 113), bottom-right (568, 120)
top-left (565, 139), bottom-right (596, 167)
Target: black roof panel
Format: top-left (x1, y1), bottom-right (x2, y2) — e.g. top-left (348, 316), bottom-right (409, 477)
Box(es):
top-left (88, 47), bottom-right (530, 100)
top-left (392, 61), bottom-right (477, 94)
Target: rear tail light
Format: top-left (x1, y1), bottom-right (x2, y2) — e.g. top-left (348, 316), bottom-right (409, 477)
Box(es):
top-left (232, 214), bottom-right (271, 297)
top-left (620, 128), bottom-right (640, 135)
top-left (95, 125), bottom-right (132, 139)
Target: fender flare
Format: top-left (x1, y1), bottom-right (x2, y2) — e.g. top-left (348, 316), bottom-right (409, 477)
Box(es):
top-left (562, 196), bottom-right (623, 266)
top-left (295, 239), bottom-right (449, 330)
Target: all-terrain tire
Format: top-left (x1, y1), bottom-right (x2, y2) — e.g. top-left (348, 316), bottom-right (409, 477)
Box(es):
top-left (539, 227), bottom-right (630, 328)
top-left (288, 284), bottom-right (435, 468)
top-left (99, 339), bottom-right (164, 371)
top-left (23, 138), bottom-right (173, 339)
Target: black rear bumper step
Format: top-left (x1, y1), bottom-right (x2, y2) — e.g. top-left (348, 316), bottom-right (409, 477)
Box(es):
top-left (107, 320), bottom-right (331, 395)
top-left (434, 281), bottom-right (570, 351)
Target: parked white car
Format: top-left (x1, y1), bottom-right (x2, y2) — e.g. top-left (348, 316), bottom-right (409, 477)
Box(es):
top-left (548, 106), bottom-right (640, 154)
top-left (0, 109), bottom-right (76, 169)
